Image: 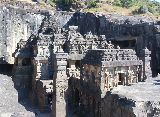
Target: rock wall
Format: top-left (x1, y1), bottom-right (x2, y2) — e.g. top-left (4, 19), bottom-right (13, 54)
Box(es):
top-left (73, 12), bottom-right (157, 37)
top-left (0, 6), bottom-right (43, 64)
top-left (102, 93), bottom-right (160, 117)
top-left (0, 5), bottom-right (74, 64)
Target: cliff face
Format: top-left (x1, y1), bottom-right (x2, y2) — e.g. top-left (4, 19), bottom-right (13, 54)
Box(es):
top-left (0, 5), bottom-right (74, 64)
top-left (73, 12), bottom-right (157, 37)
top-left (0, 6), bottom-right (43, 64)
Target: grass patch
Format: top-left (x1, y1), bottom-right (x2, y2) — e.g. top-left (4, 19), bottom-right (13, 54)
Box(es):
top-left (40, 1), bottom-right (46, 5)
top-left (48, 0), bottom-right (56, 6)
top-left (10, 0), bottom-right (15, 5)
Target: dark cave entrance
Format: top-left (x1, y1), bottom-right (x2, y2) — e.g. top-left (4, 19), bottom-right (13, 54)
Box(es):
top-left (47, 94), bottom-right (53, 104)
top-left (0, 64), bottom-right (13, 76)
top-left (118, 73), bottom-right (125, 85)
top-left (75, 60), bottom-right (81, 69)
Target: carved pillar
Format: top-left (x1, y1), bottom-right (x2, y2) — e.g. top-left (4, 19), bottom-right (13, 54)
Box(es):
top-left (140, 48), bottom-right (151, 80)
top-left (53, 53), bottom-right (68, 117)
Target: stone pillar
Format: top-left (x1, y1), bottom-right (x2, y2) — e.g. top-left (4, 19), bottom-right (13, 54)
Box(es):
top-left (53, 53), bottom-right (68, 117)
top-left (140, 48), bottom-right (151, 80)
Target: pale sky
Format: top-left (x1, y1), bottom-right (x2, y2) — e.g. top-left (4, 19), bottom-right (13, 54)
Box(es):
top-left (155, 0), bottom-right (160, 2)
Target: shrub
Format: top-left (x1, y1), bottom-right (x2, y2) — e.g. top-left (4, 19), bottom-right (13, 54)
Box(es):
top-left (120, 0), bottom-right (137, 8)
top-left (63, 0), bottom-right (75, 5)
top-left (148, 6), bottom-right (155, 13)
top-left (10, 0), bottom-right (15, 5)
top-left (48, 0), bottom-right (56, 6)
top-left (112, 0), bottom-right (121, 6)
top-left (86, 0), bottom-right (97, 8)
top-left (138, 5), bottom-right (148, 14)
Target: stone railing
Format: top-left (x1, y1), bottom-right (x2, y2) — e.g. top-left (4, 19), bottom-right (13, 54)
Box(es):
top-left (85, 49), bottom-right (138, 61)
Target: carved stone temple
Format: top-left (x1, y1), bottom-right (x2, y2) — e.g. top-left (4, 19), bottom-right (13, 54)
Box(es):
top-left (8, 11), bottom-right (160, 117)
top-left (0, 0), bottom-right (160, 115)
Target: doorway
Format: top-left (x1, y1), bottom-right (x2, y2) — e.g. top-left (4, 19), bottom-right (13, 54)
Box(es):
top-left (118, 73), bottom-right (125, 85)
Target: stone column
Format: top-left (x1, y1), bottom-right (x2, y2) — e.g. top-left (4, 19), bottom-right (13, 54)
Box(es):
top-left (53, 53), bottom-right (68, 117)
top-left (140, 48), bottom-right (151, 80)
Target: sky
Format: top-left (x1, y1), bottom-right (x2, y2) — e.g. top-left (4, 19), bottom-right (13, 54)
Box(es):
top-left (155, 0), bottom-right (160, 2)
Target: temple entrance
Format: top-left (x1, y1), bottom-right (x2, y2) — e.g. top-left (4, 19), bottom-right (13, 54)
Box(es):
top-left (118, 73), bottom-right (125, 85)
top-left (75, 60), bottom-right (81, 69)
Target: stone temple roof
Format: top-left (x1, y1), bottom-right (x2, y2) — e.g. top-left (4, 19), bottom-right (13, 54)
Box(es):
top-left (81, 49), bottom-right (142, 67)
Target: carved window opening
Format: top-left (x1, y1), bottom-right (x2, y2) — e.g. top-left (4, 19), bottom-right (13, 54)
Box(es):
top-left (22, 58), bottom-right (31, 66)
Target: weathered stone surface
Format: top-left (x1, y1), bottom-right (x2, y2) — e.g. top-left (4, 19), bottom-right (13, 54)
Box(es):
top-left (0, 74), bottom-right (35, 117)
top-left (105, 76), bottom-right (160, 117)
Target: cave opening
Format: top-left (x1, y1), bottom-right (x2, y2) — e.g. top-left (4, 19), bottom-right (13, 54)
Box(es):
top-left (118, 73), bottom-right (124, 85)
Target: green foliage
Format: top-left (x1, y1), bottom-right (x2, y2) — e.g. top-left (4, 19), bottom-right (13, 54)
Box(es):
top-left (63, 0), bottom-right (76, 5)
top-left (148, 6), bottom-right (155, 13)
top-left (112, 0), bottom-right (121, 6)
top-left (48, 0), bottom-right (56, 6)
top-left (157, 7), bottom-right (160, 13)
top-left (120, 0), bottom-right (137, 8)
top-left (138, 5), bottom-right (148, 14)
top-left (86, 0), bottom-right (97, 8)
top-left (10, 0), bottom-right (15, 5)
top-left (40, 1), bottom-right (46, 5)
top-left (112, 0), bottom-right (137, 8)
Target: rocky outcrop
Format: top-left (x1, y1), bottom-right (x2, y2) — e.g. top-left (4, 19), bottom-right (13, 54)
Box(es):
top-left (101, 77), bottom-right (160, 117)
top-left (0, 74), bottom-right (35, 117)
top-left (73, 12), bottom-right (157, 37)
